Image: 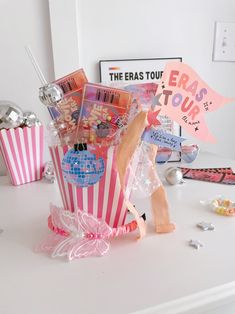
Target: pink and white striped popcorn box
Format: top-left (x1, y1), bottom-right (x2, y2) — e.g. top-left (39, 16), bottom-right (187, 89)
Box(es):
top-left (0, 126), bottom-right (44, 185)
top-left (49, 145), bottom-right (128, 228)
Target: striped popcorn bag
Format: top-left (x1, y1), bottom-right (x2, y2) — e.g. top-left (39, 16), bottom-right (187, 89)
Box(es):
top-left (49, 144), bottom-right (128, 228)
top-left (0, 126), bottom-right (44, 185)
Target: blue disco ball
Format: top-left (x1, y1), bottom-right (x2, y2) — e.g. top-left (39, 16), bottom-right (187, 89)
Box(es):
top-left (62, 148), bottom-right (105, 187)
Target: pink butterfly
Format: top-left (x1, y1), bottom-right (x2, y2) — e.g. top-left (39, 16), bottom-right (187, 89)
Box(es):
top-left (36, 204), bottom-right (112, 261)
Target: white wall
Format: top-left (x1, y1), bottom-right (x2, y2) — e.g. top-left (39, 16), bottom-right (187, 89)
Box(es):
top-left (0, 0), bottom-right (54, 175)
top-left (74, 0), bottom-right (235, 159)
top-left (0, 0), bottom-right (235, 176)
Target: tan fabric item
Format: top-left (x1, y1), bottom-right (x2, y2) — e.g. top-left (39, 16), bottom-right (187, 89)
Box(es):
top-left (117, 111), bottom-right (148, 188)
top-left (117, 111), bottom-right (175, 234)
top-left (147, 143), bottom-right (175, 233)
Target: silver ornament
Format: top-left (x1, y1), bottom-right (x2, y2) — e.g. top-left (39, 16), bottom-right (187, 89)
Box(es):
top-left (39, 83), bottom-right (64, 107)
top-left (0, 101), bottom-right (24, 129)
top-left (23, 111), bottom-right (42, 127)
top-left (197, 222), bottom-right (215, 231)
top-left (189, 239), bottom-right (203, 249)
top-left (164, 167), bottom-right (184, 185)
top-left (34, 119), bottom-right (42, 127)
top-left (43, 161), bottom-right (56, 183)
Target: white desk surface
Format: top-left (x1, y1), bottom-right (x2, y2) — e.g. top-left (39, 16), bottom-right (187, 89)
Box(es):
top-left (1, 151), bottom-right (235, 314)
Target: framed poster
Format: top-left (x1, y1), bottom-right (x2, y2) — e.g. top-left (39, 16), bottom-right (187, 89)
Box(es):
top-left (99, 57), bottom-right (182, 161)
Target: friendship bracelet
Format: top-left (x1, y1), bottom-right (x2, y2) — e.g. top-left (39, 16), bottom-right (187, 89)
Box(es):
top-left (211, 198), bottom-right (235, 216)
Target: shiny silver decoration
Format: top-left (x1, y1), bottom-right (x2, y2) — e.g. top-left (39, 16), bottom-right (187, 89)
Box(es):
top-left (23, 111), bottom-right (42, 127)
top-left (39, 83), bottom-right (64, 107)
top-left (0, 102), bottom-right (24, 129)
top-left (34, 119), bottom-right (42, 127)
top-left (197, 222), bottom-right (215, 231)
top-left (164, 167), bottom-right (184, 185)
top-left (43, 161), bottom-right (56, 183)
top-left (189, 239), bottom-right (203, 249)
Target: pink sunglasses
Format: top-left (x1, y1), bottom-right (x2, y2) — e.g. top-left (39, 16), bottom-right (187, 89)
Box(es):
top-left (156, 144), bottom-right (199, 164)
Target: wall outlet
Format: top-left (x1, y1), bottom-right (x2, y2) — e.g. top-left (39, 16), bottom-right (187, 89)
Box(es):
top-left (213, 22), bottom-right (235, 62)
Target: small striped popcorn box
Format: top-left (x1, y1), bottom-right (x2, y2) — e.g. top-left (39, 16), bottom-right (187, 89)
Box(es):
top-left (0, 126), bottom-right (44, 185)
top-left (49, 145), bottom-right (128, 228)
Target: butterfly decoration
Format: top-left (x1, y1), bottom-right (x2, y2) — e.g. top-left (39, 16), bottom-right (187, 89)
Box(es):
top-left (36, 204), bottom-right (112, 261)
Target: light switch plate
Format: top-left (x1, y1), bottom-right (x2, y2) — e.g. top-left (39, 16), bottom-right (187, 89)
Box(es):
top-left (213, 22), bottom-right (235, 62)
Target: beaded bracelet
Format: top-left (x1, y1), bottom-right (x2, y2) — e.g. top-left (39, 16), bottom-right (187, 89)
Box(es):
top-left (211, 198), bottom-right (235, 216)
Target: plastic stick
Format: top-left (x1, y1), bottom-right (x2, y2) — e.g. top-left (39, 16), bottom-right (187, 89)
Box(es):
top-left (25, 45), bottom-right (48, 85)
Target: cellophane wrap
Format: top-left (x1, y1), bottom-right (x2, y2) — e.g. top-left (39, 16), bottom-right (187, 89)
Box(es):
top-left (125, 141), bottom-right (161, 199)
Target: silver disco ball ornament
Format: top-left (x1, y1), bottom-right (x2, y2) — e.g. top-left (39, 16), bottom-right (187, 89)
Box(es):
top-left (165, 167), bottom-right (184, 185)
top-left (0, 101), bottom-right (24, 129)
top-left (23, 111), bottom-right (41, 127)
top-left (39, 83), bottom-right (64, 107)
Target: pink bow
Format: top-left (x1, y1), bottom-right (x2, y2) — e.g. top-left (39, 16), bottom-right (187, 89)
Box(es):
top-left (36, 204), bottom-right (112, 261)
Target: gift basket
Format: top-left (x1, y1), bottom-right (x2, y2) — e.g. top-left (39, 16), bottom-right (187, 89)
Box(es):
top-left (28, 59), bottom-right (176, 260)
top-left (26, 46), bottom-right (233, 260)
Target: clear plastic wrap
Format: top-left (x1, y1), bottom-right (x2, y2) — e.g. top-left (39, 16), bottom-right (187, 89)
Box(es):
top-left (126, 141), bottom-right (161, 199)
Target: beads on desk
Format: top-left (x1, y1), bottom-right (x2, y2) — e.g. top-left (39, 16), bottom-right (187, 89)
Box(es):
top-left (211, 198), bottom-right (235, 217)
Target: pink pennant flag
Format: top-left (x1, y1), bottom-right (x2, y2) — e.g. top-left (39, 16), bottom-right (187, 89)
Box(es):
top-left (158, 62), bottom-right (234, 143)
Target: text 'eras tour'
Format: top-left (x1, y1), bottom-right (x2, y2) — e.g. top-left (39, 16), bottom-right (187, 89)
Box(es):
top-left (160, 70), bottom-right (208, 122)
top-left (109, 71), bottom-right (163, 81)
